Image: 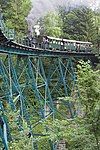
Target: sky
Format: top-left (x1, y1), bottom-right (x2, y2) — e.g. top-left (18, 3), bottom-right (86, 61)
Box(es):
top-left (27, 0), bottom-right (100, 31)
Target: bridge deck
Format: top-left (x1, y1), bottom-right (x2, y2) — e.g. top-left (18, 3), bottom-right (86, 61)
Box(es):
top-left (0, 28), bottom-right (99, 63)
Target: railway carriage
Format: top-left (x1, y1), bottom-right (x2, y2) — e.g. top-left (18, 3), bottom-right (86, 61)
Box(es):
top-left (45, 36), bottom-right (92, 52)
top-left (23, 35), bottom-right (92, 53)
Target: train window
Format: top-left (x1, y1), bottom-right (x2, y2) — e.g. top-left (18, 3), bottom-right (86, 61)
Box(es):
top-left (53, 40), bottom-right (56, 44)
top-left (61, 42), bottom-right (63, 45)
top-left (58, 41), bottom-right (60, 45)
top-left (73, 43), bottom-right (76, 46)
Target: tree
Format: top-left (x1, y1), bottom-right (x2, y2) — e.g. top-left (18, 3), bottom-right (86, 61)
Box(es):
top-left (41, 12), bottom-right (63, 37)
top-left (92, 11), bottom-right (100, 54)
top-left (42, 61), bottom-right (100, 150)
top-left (77, 61), bottom-right (100, 150)
top-left (0, 0), bottom-right (32, 35)
top-left (60, 6), bottom-right (96, 41)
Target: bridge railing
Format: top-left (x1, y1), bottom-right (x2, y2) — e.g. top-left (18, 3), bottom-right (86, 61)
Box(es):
top-left (15, 36), bottom-right (37, 48)
top-left (14, 36), bottom-right (94, 53)
top-left (0, 13), bottom-right (15, 40)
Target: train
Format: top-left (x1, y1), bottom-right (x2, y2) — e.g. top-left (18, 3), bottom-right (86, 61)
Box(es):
top-left (22, 35), bottom-right (92, 53)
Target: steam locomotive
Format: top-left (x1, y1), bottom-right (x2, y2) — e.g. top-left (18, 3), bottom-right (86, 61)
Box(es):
top-left (23, 35), bottom-right (92, 52)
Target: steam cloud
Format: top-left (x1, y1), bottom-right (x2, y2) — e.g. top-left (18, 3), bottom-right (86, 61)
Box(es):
top-left (27, 0), bottom-right (100, 32)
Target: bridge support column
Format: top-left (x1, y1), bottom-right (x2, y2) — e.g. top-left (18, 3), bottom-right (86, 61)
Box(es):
top-left (0, 54), bottom-right (78, 149)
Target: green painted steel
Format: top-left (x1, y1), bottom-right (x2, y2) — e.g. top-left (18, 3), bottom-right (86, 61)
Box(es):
top-left (0, 13), bottom-right (99, 149)
top-left (0, 54), bottom-right (78, 149)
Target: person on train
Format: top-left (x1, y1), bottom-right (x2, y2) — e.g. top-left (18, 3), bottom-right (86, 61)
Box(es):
top-left (42, 36), bottom-right (49, 49)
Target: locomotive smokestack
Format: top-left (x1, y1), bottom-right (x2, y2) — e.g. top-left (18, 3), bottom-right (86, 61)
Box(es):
top-left (34, 23), bottom-right (40, 36)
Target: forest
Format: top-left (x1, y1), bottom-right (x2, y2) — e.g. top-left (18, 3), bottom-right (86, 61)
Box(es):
top-left (0, 0), bottom-right (100, 149)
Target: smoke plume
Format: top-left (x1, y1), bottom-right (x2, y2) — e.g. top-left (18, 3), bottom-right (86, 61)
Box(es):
top-left (27, 0), bottom-right (100, 33)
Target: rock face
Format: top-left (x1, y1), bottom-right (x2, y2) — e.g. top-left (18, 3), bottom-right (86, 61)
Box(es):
top-left (57, 140), bottom-right (67, 150)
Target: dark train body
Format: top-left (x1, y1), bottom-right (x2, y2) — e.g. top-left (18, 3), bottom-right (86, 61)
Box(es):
top-left (23, 35), bottom-right (92, 53)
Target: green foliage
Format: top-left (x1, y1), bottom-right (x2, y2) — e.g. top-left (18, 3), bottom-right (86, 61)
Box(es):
top-left (43, 118), bottom-right (98, 150)
top-left (41, 12), bottom-right (63, 37)
top-left (77, 61), bottom-right (100, 149)
top-left (92, 12), bottom-right (100, 53)
top-left (0, 60), bottom-right (99, 149)
top-left (41, 61), bottom-right (100, 150)
top-left (0, 0), bottom-right (32, 35)
top-left (60, 7), bottom-right (96, 41)
top-left (2, 106), bottom-right (33, 150)
top-left (0, 3), bottom-right (100, 149)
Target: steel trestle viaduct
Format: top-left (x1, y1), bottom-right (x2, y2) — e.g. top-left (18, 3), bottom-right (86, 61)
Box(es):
top-left (0, 13), bottom-right (99, 149)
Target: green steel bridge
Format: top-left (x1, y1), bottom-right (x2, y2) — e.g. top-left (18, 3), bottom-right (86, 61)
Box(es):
top-left (0, 14), bottom-right (99, 150)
